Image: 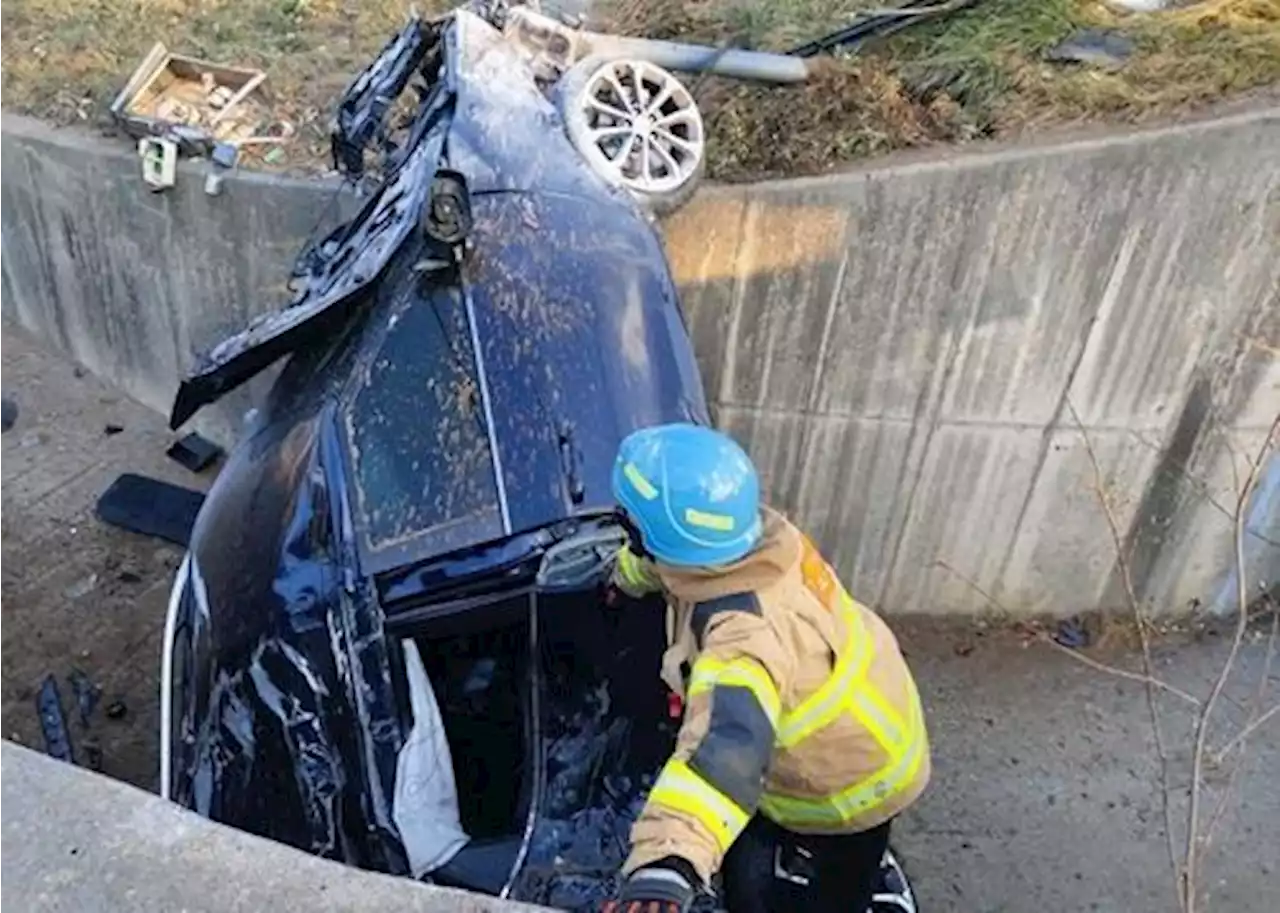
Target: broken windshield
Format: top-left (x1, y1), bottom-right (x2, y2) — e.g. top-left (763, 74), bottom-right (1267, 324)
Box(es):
top-left (344, 256), bottom-right (503, 562)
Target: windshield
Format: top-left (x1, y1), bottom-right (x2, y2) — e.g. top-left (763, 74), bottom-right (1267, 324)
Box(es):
top-left (345, 256), bottom-right (503, 559)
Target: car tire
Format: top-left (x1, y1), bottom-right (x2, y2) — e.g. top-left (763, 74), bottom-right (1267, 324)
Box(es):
top-left (556, 56), bottom-right (706, 217)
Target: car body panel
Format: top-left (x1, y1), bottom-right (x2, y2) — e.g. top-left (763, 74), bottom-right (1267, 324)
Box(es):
top-left (163, 5), bottom-right (711, 900)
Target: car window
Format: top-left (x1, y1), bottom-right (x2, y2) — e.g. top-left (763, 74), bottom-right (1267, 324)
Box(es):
top-left (345, 277), bottom-right (501, 553)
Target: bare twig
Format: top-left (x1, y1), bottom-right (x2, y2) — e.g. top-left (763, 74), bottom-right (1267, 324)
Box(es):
top-left (1067, 399), bottom-right (1185, 909)
top-left (1204, 606), bottom-right (1276, 845)
top-left (932, 559), bottom-right (1014, 615)
top-left (1212, 701), bottom-right (1280, 763)
top-left (1039, 636), bottom-right (1202, 708)
top-left (1183, 413), bottom-right (1280, 913)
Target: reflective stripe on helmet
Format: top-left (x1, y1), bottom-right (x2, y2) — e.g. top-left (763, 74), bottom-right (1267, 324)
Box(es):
top-left (646, 758), bottom-right (751, 853)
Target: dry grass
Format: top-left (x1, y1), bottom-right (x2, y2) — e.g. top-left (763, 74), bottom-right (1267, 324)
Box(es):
top-left (0, 0), bottom-right (448, 167)
top-left (603, 0), bottom-right (1280, 178)
top-left (2, 0), bottom-right (1278, 179)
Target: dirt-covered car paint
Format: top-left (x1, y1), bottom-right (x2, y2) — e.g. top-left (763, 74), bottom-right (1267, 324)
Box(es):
top-left (162, 4), bottom-right (709, 901)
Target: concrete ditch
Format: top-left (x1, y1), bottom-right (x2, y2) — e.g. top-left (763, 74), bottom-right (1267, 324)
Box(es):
top-left (3, 109), bottom-right (1278, 620)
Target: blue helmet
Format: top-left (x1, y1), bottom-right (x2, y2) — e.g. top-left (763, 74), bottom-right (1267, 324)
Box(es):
top-left (611, 423), bottom-right (762, 568)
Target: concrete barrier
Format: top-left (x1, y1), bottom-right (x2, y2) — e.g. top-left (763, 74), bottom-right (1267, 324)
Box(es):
top-left (3, 111), bottom-right (1278, 617)
top-left (0, 741), bottom-right (546, 912)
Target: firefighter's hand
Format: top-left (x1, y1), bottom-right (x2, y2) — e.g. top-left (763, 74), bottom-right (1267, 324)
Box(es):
top-left (602, 863), bottom-right (695, 913)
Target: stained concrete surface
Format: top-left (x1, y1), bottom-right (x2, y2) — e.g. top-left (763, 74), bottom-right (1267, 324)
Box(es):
top-left (6, 111), bottom-right (1278, 620)
top-left (1, 323), bottom-right (213, 790)
top-left (1, 742), bottom-right (546, 913)
top-left (2, 325), bottom-right (1278, 911)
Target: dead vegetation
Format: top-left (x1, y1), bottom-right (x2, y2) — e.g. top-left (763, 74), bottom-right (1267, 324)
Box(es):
top-left (2, 1), bottom-right (1278, 179)
top-left (602, 0), bottom-right (1280, 179)
top-left (937, 373), bottom-right (1280, 911)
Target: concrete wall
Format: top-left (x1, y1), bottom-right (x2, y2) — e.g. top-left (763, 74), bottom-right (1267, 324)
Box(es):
top-left (3, 111), bottom-right (1278, 617)
top-left (0, 741), bottom-right (545, 913)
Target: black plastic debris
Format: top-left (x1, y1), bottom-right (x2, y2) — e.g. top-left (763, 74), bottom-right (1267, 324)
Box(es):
top-left (166, 432), bottom-right (224, 473)
top-left (104, 423), bottom-right (125, 436)
top-left (1054, 617), bottom-right (1091, 649)
top-left (788, 0), bottom-right (977, 58)
top-left (106, 700), bottom-right (129, 721)
top-left (95, 473), bottom-right (206, 547)
top-left (68, 668), bottom-right (103, 727)
top-left (1046, 29), bottom-right (1134, 71)
top-left (1, 397), bottom-right (17, 432)
top-left (37, 675), bottom-right (75, 763)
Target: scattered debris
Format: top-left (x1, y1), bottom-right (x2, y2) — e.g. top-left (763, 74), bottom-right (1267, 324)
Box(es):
top-left (105, 700), bottom-right (129, 721)
top-left (82, 739), bottom-right (106, 772)
top-left (166, 432), bottom-right (223, 473)
top-left (63, 573), bottom-right (100, 600)
top-left (787, 0), bottom-right (978, 58)
top-left (111, 43), bottom-right (271, 155)
top-left (104, 423), bottom-right (125, 436)
top-left (68, 668), bottom-right (104, 727)
top-left (95, 473), bottom-right (207, 547)
top-left (139, 136), bottom-right (179, 190)
top-left (117, 570), bottom-right (144, 584)
top-left (37, 675), bottom-right (75, 763)
top-left (1054, 617), bottom-right (1091, 649)
top-left (954, 641), bottom-right (976, 657)
top-left (1, 397), bottom-right (17, 432)
top-left (1046, 29), bottom-right (1135, 71)
top-left (1106, 0), bottom-right (1173, 10)
top-left (264, 146), bottom-right (287, 166)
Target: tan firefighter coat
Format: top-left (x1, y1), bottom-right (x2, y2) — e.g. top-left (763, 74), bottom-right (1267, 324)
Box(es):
top-left (611, 507), bottom-right (930, 885)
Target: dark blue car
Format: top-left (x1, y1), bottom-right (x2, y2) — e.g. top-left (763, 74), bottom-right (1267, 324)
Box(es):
top-left (161, 7), bottom-right (709, 908)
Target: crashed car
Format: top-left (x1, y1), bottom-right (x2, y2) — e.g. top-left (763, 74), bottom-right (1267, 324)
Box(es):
top-left (160, 4), bottom-right (914, 910)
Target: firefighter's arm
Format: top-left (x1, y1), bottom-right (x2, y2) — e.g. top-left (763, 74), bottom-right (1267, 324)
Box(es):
top-left (610, 545), bottom-right (663, 598)
top-left (624, 595), bottom-right (794, 886)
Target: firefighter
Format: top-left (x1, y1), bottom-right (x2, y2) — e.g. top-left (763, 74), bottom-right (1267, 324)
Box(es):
top-left (601, 423), bottom-right (930, 913)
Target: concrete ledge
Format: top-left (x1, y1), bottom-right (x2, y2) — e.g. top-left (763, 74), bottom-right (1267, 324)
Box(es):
top-left (0, 741), bottom-right (545, 912)
top-left (4, 110), bottom-right (1278, 617)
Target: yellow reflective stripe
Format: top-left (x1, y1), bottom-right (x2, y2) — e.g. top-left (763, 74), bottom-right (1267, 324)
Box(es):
top-left (688, 657), bottom-right (781, 728)
top-left (776, 596), bottom-right (867, 748)
top-left (615, 547), bottom-right (660, 594)
top-left (623, 462), bottom-right (659, 500)
top-left (760, 697), bottom-right (926, 827)
top-left (846, 690), bottom-right (904, 754)
top-left (861, 685), bottom-right (909, 749)
top-left (646, 758), bottom-right (751, 852)
top-left (685, 507), bottom-right (735, 532)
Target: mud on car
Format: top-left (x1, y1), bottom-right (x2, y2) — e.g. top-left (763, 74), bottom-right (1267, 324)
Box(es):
top-left (161, 4), bottom-right (914, 910)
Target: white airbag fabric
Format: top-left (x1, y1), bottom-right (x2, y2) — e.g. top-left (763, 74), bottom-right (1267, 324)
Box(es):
top-left (393, 639), bottom-right (470, 876)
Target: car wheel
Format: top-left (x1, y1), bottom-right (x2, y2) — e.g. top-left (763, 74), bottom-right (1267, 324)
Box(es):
top-left (557, 57), bottom-right (706, 217)
top-left (870, 847), bottom-right (918, 913)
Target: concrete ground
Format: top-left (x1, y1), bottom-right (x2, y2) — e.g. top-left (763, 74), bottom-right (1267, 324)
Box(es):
top-left (1, 323), bottom-right (213, 790)
top-left (2, 325), bottom-right (1277, 911)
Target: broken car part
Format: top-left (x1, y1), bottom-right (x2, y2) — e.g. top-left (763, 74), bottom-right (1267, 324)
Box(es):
top-left (153, 6), bottom-right (910, 910)
top-left (37, 675), bottom-right (75, 764)
top-left (557, 57), bottom-right (706, 216)
top-left (787, 0), bottom-right (979, 58)
top-left (166, 432), bottom-right (224, 473)
top-left (95, 473), bottom-right (206, 547)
